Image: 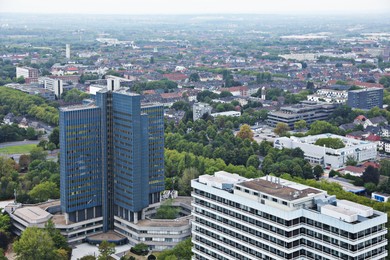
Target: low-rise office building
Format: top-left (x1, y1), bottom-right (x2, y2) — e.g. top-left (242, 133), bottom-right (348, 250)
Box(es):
top-left (267, 101), bottom-right (338, 129)
top-left (5, 197), bottom-right (192, 250)
top-left (191, 171), bottom-right (387, 260)
top-left (274, 134), bottom-right (377, 168)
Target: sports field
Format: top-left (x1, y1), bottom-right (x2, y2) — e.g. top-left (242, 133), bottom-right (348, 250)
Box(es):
top-left (0, 144), bottom-right (37, 154)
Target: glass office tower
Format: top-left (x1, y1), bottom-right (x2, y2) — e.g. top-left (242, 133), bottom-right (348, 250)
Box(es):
top-left (60, 88), bottom-right (164, 231)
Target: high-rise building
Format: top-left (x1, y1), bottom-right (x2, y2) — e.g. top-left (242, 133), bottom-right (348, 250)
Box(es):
top-left (59, 88), bottom-right (164, 232)
top-left (66, 44), bottom-right (71, 59)
top-left (347, 88), bottom-right (383, 110)
top-left (191, 171), bottom-right (388, 260)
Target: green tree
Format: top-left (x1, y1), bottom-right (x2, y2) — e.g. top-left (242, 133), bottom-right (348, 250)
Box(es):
top-left (0, 249), bottom-right (7, 260)
top-left (219, 91), bottom-right (233, 98)
top-left (314, 137), bottom-right (345, 149)
top-left (189, 73), bottom-right (200, 82)
top-left (98, 240), bottom-right (116, 260)
top-left (80, 256), bottom-right (96, 260)
top-left (62, 88), bottom-right (89, 103)
top-left (329, 169), bottom-right (338, 178)
top-left (131, 243), bottom-right (148, 255)
top-left (291, 148), bottom-right (304, 158)
top-left (37, 140), bottom-right (48, 149)
top-left (26, 127), bottom-right (37, 140)
top-left (55, 248), bottom-right (69, 260)
top-left (259, 141), bottom-right (272, 156)
top-left (18, 154), bottom-right (31, 171)
top-left (47, 142), bottom-right (57, 153)
top-left (28, 181), bottom-right (60, 202)
top-left (45, 219), bottom-right (68, 250)
top-left (307, 120), bottom-right (340, 135)
top-left (178, 168), bottom-right (200, 196)
top-left (246, 155), bottom-right (260, 169)
top-left (13, 227), bottom-right (56, 260)
top-left (362, 166), bottom-right (380, 185)
top-left (236, 124), bottom-right (254, 141)
top-left (157, 238), bottom-right (192, 260)
top-left (273, 122), bottom-right (290, 136)
top-left (29, 146), bottom-right (48, 161)
top-left (379, 160), bottom-right (390, 176)
top-left (0, 211), bottom-right (11, 250)
top-left (294, 120), bottom-right (307, 131)
top-left (49, 127), bottom-right (60, 147)
top-left (364, 182), bottom-right (377, 194)
top-left (16, 76), bottom-right (25, 84)
top-left (345, 155), bottom-right (357, 166)
top-left (313, 165), bottom-right (323, 180)
top-left (155, 199), bottom-right (180, 219)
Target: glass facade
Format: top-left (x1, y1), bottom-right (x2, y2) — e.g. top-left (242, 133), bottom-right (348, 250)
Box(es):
top-left (60, 89), bottom-right (164, 230)
top-left (60, 106), bottom-right (103, 223)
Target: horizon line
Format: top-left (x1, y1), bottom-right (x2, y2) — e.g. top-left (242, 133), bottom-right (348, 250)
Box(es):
top-left (1, 11), bottom-right (390, 16)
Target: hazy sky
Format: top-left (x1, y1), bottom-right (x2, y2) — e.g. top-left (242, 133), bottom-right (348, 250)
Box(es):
top-left (1, 0), bottom-right (390, 15)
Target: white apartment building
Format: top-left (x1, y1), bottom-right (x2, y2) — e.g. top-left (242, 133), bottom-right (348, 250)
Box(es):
top-left (191, 171), bottom-right (387, 260)
top-left (193, 102), bottom-right (213, 121)
top-left (211, 111), bottom-right (241, 118)
top-left (274, 134), bottom-right (377, 168)
top-left (307, 89), bottom-right (348, 104)
top-left (39, 77), bottom-right (63, 99)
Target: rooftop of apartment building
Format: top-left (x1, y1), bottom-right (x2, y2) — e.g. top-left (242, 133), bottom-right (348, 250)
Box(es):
top-left (195, 171), bottom-right (383, 224)
top-left (238, 178), bottom-right (322, 201)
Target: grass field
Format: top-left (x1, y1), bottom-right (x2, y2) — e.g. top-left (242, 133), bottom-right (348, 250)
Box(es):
top-left (0, 144), bottom-right (37, 154)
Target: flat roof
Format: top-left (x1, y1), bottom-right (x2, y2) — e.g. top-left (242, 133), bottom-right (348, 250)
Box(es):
top-left (87, 230), bottom-right (126, 241)
top-left (14, 206), bottom-right (52, 224)
top-left (322, 204), bottom-right (357, 217)
top-left (238, 178), bottom-right (322, 201)
top-left (136, 217), bottom-right (191, 227)
top-left (59, 104), bottom-right (98, 112)
top-left (113, 88), bottom-right (139, 96)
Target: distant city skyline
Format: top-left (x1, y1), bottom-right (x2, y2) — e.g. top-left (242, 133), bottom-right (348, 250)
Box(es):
top-left (1, 0), bottom-right (390, 15)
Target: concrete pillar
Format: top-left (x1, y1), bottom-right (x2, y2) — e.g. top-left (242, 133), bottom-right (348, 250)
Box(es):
top-left (134, 212), bottom-right (138, 224)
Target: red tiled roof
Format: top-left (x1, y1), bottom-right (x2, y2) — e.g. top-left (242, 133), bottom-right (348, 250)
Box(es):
top-left (160, 92), bottom-right (182, 99)
top-left (365, 134), bottom-right (380, 142)
top-left (143, 90), bottom-right (156, 95)
top-left (355, 115), bottom-right (367, 121)
top-left (220, 86), bottom-right (248, 92)
top-left (350, 81), bottom-right (383, 89)
top-left (344, 166), bottom-right (365, 173)
top-left (363, 161), bottom-right (380, 169)
top-left (162, 73), bottom-right (188, 81)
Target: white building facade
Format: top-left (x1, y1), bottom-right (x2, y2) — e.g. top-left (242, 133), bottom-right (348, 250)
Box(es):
top-left (193, 102), bottom-right (213, 121)
top-left (274, 134), bottom-right (377, 168)
top-left (191, 171), bottom-right (387, 260)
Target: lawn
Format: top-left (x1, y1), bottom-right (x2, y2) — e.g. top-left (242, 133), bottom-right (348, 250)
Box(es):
top-left (0, 144), bottom-right (37, 154)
